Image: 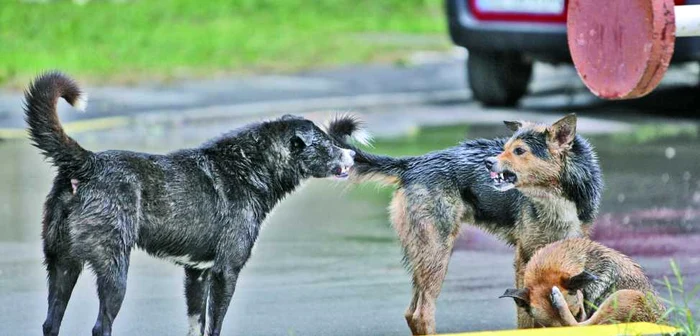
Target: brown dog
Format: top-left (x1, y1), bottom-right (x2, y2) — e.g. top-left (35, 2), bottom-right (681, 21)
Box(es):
top-left (501, 238), bottom-right (665, 327)
top-left (328, 114), bottom-right (603, 334)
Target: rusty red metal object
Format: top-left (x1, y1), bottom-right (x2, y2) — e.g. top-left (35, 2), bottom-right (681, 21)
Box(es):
top-left (567, 0), bottom-right (676, 99)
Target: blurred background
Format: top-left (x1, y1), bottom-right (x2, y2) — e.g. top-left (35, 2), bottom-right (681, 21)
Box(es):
top-left (0, 0), bottom-right (698, 335)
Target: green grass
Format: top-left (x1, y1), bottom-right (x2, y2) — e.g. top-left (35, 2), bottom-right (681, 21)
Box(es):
top-left (611, 124), bottom-right (699, 145)
top-left (348, 124), bottom-right (469, 203)
top-left (661, 260), bottom-right (700, 336)
top-left (0, 0), bottom-right (448, 87)
top-left (367, 124), bottom-right (470, 156)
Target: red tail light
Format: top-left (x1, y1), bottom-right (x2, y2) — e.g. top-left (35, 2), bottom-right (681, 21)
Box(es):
top-left (468, 0), bottom-right (568, 23)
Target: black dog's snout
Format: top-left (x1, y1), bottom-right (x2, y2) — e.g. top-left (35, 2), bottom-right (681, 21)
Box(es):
top-left (348, 150), bottom-right (356, 158)
top-left (484, 157), bottom-right (497, 170)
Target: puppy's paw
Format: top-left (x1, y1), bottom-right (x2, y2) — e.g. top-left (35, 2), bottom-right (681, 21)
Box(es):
top-left (551, 286), bottom-right (567, 309)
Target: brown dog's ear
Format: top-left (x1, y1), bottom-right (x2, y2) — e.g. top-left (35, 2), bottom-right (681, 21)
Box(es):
top-left (503, 120), bottom-right (523, 132)
top-left (563, 270), bottom-right (597, 291)
top-left (546, 113), bottom-right (577, 150)
top-left (500, 288), bottom-right (530, 308)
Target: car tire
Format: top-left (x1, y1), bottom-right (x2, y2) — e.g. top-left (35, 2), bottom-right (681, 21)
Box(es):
top-left (467, 51), bottom-right (533, 107)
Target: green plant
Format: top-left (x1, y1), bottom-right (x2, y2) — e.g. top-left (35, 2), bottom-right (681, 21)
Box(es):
top-left (660, 259), bottom-right (699, 336)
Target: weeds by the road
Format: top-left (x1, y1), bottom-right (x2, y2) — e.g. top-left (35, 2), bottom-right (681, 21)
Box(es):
top-left (662, 260), bottom-right (700, 336)
top-left (0, 0), bottom-right (448, 87)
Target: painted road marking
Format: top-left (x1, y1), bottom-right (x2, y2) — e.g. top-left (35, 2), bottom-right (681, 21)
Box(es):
top-left (439, 323), bottom-right (678, 336)
top-left (0, 116), bottom-right (129, 140)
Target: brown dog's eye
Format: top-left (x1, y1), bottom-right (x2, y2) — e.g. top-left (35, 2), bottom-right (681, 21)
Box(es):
top-left (514, 147), bottom-right (526, 156)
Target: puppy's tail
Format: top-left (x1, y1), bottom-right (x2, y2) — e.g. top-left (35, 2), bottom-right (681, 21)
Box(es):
top-left (24, 71), bottom-right (92, 171)
top-left (327, 115), bottom-right (408, 185)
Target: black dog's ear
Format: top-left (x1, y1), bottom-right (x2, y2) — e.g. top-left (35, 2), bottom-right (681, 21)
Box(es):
top-left (503, 120), bottom-right (523, 132)
top-left (563, 270), bottom-right (597, 291)
top-left (280, 114), bottom-right (302, 121)
top-left (500, 288), bottom-right (530, 308)
top-left (291, 131), bottom-right (312, 151)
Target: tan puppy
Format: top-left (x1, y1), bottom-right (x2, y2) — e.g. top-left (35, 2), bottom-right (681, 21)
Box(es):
top-left (501, 238), bottom-right (665, 327)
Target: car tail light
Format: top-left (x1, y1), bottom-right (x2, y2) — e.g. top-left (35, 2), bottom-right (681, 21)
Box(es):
top-left (675, 0), bottom-right (686, 5)
top-left (467, 0), bottom-right (568, 24)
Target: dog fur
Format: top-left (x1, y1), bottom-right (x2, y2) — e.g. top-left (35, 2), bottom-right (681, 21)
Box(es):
top-left (501, 238), bottom-right (665, 327)
top-left (328, 114), bottom-right (603, 334)
top-left (25, 72), bottom-right (357, 336)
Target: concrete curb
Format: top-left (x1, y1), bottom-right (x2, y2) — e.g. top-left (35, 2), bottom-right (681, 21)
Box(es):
top-left (438, 322), bottom-right (678, 336)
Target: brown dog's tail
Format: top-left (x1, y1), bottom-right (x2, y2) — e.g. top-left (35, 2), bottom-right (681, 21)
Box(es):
top-left (326, 115), bottom-right (408, 185)
top-left (24, 71), bottom-right (92, 171)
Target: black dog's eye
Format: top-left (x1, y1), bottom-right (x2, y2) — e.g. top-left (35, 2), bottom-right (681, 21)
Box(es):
top-left (513, 147), bottom-right (526, 156)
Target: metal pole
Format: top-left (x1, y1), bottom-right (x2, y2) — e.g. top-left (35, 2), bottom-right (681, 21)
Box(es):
top-left (675, 5), bottom-right (700, 37)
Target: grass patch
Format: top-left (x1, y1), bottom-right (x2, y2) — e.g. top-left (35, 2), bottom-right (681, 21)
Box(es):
top-left (611, 124), bottom-right (699, 145)
top-left (0, 0), bottom-right (448, 86)
top-left (367, 124), bottom-right (470, 157)
top-left (661, 260), bottom-right (700, 336)
top-left (348, 124), bottom-right (469, 203)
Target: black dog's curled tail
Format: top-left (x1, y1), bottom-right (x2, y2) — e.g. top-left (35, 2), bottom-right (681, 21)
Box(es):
top-left (327, 114), bottom-right (408, 185)
top-left (24, 71), bottom-right (91, 171)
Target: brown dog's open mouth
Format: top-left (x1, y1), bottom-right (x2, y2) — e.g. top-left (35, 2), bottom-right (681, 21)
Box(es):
top-left (490, 169), bottom-right (516, 191)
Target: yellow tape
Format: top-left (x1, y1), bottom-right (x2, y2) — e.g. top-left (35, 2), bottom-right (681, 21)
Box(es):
top-left (439, 323), bottom-right (678, 336)
top-left (0, 116), bottom-right (129, 140)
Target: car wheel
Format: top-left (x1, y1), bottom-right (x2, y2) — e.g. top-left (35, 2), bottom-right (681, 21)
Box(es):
top-left (467, 51), bottom-right (533, 107)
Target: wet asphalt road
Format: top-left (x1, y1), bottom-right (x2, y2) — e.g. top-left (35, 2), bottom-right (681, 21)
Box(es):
top-left (0, 61), bottom-right (699, 335)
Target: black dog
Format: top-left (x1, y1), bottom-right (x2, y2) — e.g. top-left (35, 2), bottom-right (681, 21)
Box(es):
top-left (25, 72), bottom-right (358, 336)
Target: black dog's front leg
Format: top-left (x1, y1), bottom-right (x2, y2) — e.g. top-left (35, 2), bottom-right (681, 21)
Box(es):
top-left (204, 224), bottom-right (256, 336)
top-left (204, 266), bottom-right (242, 336)
top-left (185, 267), bottom-right (209, 336)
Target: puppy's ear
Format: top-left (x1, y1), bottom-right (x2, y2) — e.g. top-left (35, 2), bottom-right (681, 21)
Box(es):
top-left (503, 120), bottom-right (523, 132)
top-left (291, 131), bottom-right (312, 151)
top-left (563, 270), bottom-right (597, 291)
top-left (546, 113), bottom-right (577, 150)
top-left (500, 288), bottom-right (530, 308)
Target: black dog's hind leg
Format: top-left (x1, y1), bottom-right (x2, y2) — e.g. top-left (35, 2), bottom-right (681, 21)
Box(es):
top-left (90, 249), bottom-right (131, 336)
top-left (43, 256), bottom-right (83, 336)
top-left (42, 192), bottom-right (84, 336)
top-left (77, 194), bottom-right (138, 336)
top-left (185, 267), bottom-right (209, 336)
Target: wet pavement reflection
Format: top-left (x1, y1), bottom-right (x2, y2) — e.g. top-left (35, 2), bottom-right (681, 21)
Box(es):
top-left (0, 110), bottom-right (697, 335)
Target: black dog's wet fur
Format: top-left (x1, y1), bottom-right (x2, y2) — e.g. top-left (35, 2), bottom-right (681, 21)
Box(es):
top-left (27, 72), bottom-right (354, 336)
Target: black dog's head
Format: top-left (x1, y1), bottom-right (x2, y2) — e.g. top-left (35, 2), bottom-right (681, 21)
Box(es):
top-left (275, 115), bottom-right (356, 179)
top-left (484, 114), bottom-right (578, 192)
